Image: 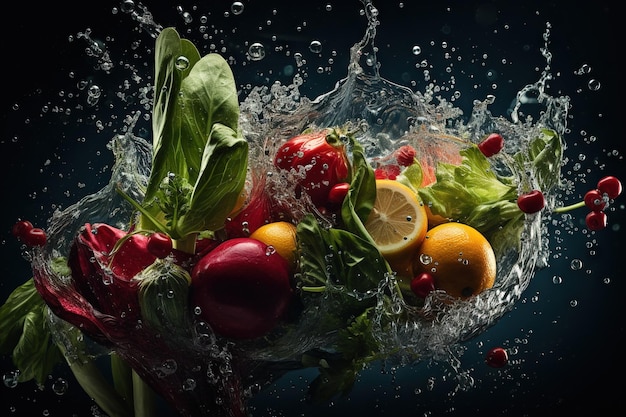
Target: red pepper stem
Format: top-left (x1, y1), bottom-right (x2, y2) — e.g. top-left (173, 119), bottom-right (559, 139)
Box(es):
top-left (553, 200), bottom-right (585, 213)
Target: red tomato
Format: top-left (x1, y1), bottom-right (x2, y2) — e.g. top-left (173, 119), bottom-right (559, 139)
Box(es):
top-left (477, 133), bottom-right (504, 157)
top-left (274, 129), bottom-right (350, 207)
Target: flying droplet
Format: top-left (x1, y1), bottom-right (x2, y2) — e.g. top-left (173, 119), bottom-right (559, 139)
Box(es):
top-left (248, 43), bottom-right (266, 61)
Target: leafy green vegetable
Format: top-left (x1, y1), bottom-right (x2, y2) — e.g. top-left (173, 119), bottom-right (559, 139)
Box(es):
top-left (304, 308), bottom-right (382, 404)
top-left (0, 279), bottom-right (63, 384)
top-left (514, 128), bottom-right (563, 191)
top-left (417, 145), bottom-right (521, 256)
top-left (121, 28), bottom-right (248, 246)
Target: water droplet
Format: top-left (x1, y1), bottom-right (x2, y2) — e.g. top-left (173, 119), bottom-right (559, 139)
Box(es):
top-left (309, 40), bottom-right (323, 54)
top-left (52, 378), bottom-right (69, 395)
top-left (248, 43), bottom-right (266, 61)
top-left (419, 254), bottom-right (432, 265)
top-left (231, 1), bottom-right (244, 15)
top-left (182, 378), bottom-right (197, 391)
top-left (175, 56), bottom-right (190, 70)
top-left (570, 259), bottom-right (583, 270)
top-left (412, 45), bottom-right (421, 55)
top-left (587, 79), bottom-right (601, 91)
top-left (2, 370), bottom-right (20, 388)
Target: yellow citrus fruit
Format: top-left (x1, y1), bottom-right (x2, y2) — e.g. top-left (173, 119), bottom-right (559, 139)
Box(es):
top-left (364, 179), bottom-right (428, 276)
top-left (413, 222), bottom-right (496, 299)
top-left (249, 221), bottom-right (298, 269)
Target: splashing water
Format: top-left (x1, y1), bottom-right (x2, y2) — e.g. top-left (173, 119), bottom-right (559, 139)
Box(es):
top-left (2, 1), bottom-right (621, 416)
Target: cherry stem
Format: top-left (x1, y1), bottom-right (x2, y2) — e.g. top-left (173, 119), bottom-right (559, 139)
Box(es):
top-left (553, 200), bottom-right (586, 213)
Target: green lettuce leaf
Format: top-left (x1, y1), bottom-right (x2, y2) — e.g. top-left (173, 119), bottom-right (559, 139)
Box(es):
top-left (0, 279), bottom-right (63, 383)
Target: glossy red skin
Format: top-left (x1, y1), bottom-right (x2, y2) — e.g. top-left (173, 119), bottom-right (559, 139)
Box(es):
top-left (584, 189), bottom-right (606, 212)
top-left (485, 346), bottom-right (508, 368)
top-left (274, 130), bottom-right (350, 208)
top-left (12, 220), bottom-right (33, 239)
top-left (190, 237), bottom-right (293, 340)
top-left (477, 133), bottom-right (504, 157)
top-left (517, 190), bottom-right (545, 213)
top-left (410, 272), bottom-right (435, 298)
top-left (147, 232), bottom-right (173, 258)
top-left (586, 211), bottom-right (607, 231)
top-left (326, 182), bottom-right (350, 209)
top-left (597, 175), bottom-right (622, 199)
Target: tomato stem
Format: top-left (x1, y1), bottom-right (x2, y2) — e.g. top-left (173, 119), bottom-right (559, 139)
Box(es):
top-left (553, 200), bottom-right (585, 213)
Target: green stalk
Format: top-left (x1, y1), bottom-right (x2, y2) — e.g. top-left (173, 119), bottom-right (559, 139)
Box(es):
top-left (132, 370), bottom-right (158, 417)
top-left (172, 233), bottom-right (198, 254)
top-left (111, 353), bottom-right (134, 409)
top-left (65, 355), bottom-right (133, 417)
top-left (553, 200), bottom-right (585, 213)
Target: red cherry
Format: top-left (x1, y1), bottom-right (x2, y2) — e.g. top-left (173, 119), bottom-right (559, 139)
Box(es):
top-left (477, 133), bottom-right (504, 157)
top-left (410, 272), bottom-right (435, 298)
top-left (486, 346), bottom-right (508, 368)
top-left (516, 190), bottom-right (545, 213)
top-left (585, 211), bottom-right (607, 231)
top-left (21, 228), bottom-right (47, 247)
top-left (12, 220), bottom-right (34, 239)
top-left (583, 189), bottom-right (606, 212)
top-left (326, 182), bottom-right (350, 208)
top-left (147, 232), bottom-right (173, 258)
top-left (597, 176), bottom-right (622, 199)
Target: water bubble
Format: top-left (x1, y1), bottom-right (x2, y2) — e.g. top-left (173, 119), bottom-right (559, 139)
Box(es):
top-left (325, 4), bottom-right (333, 11)
top-left (570, 259), bottom-right (583, 270)
top-left (2, 370), bottom-right (20, 388)
top-left (52, 378), bottom-right (69, 395)
top-left (155, 359), bottom-right (178, 378)
top-left (412, 45), bottom-right (422, 55)
top-left (120, 0), bottom-right (135, 13)
top-left (248, 43), bottom-right (266, 61)
top-left (175, 56), bottom-right (190, 70)
top-left (182, 378), bottom-right (197, 391)
top-left (309, 40), bottom-right (323, 54)
top-left (231, 1), bottom-right (244, 15)
top-left (419, 254), bottom-right (432, 265)
top-left (587, 79), bottom-right (601, 91)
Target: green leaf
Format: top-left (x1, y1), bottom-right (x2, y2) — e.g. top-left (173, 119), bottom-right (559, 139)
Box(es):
top-left (177, 123), bottom-right (248, 235)
top-left (514, 128), bottom-right (563, 191)
top-left (0, 279), bottom-right (64, 384)
top-left (418, 145), bottom-right (523, 256)
top-left (340, 134), bottom-right (376, 242)
top-left (297, 214), bottom-right (385, 293)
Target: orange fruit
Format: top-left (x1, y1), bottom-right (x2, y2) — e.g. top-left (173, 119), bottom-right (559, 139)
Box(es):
top-left (413, 222), bottom-right (496, 299)
top-left (249, 221), bottom-right (298, 270)
top-left (364, 179), bottom-right (429, 278)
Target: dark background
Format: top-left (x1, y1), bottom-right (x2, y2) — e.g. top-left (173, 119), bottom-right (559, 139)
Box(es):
top-left (1, 1), bottom-right (623, 416)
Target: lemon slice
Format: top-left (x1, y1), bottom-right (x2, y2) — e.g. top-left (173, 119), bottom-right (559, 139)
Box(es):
top-left (364, 179), bottom-right (428, 260)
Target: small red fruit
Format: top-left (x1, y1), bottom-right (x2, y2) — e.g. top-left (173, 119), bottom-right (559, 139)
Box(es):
top-left (12, 220), bottom-right (34, 239)
top-left (585, 211), bottom-right (607, 231)
top-left (486, 346), bottom-right (508, 368)
top-left (597, 176), bottom-right (622, 199)
top-left (477, 133), bottom-right (504, 157)
top-left (21, 228), bottom-right (47, 247)
top-left (410, 272), bottom-right (435, 298)
top-left (147, 232), bottom-right (173, 258)
top-left (395, 145), bottom-right (417, 167)
top-left (326, 182), bottom-right (350, 209)
top-left (517, 189), bottom-right (545, 213)
top-left (583, 189), bottom-right (606, 212)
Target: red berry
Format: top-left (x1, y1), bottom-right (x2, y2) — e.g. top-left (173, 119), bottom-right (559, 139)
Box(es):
top-left (410, 272), bottom-right (435, 298)
top-left (583, 189), bottom-right (606, 212)
top-left (326, 182), bottom-right (350, 208)
top-left (12, 220), bottom-right (34, 239)
top-left (486, 346), bottom-right (508, 368)
top-left (395, 145), bottom-right (417, 167)
top-left (21, 228), bottom-right (47, 247)
top-left (477, 133), bottom-right (504, 157)
top-left (147, 232), bottom-right (173, 258)
top-left (516, 189), bottom-right (545, 213)
top-left (585, 211), bottom-right (607, 231)
top-left (597, 176), bottom-right (622, 199)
